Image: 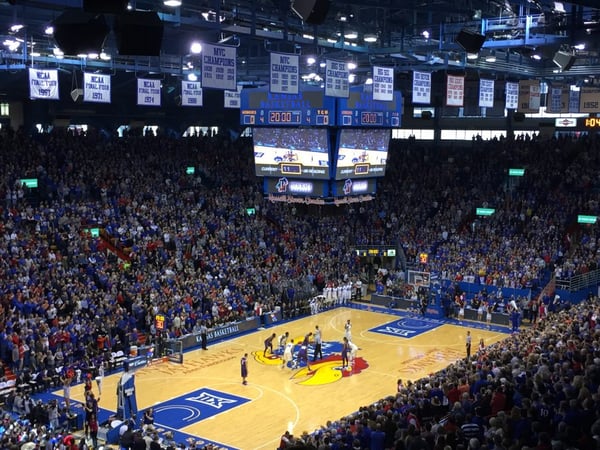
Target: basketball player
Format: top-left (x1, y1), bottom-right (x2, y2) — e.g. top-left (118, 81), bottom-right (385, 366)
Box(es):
top-left (348, 339), bottom-right (359, 369)
top-left (341, 337), bottom-right (350, 370)
top-left (344, 319), bottom-right (352, 341)
top-left (241, 353), bottom-right (248, 385)
top-left (278, 331), bottom-right (289, 355)
top-left (281, 339), bottom-right (294, 369)
top-left (264, 333), bottom-right (276, 356)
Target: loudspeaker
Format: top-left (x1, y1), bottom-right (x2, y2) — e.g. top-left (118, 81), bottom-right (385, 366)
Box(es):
top-left (53, 9), bottom-right (110, 55)
top-left (114, 11), bottom-right (164, 56)
top-left (553, 51), bottom-right (576, 71)
top-left (291, 0), bottom-right (331, 25)
top-left (70, 88), bottom-right (83, 102)
top-left (83, 0), bottom-right (128, 14)
top-left (455, 29), bottom-right (486, 53)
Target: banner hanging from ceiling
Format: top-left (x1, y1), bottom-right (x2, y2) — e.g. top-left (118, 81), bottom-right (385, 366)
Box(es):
top-left (412, 71), bottom-right (431, 105)
top-left (517, 79), bottom-right (540, 112)
top-left (83, 73), bottom-right (111, 103)
top-left (478, 79), bottom-right (495, 108)
top-left (372, 66), bottom-right (394, 101)
top-left (137, 78), bottom-right (161, 106)
top-left (224, 86), bottom-right (242, 108)
top-left (202, 43), bottom-right (237, 90)
top-left (181, 80), bottom-right (203, 106)
top-left (269, 52), bottom-right (299, 94)
top-left (28, 68), bottom-right (59, 100)
top-left (446, 74), bottom-right (464, 107)
top-left (568, 87), bottom-right (580, 113)
top-left (546, 84), bottom-right (568, 113)
top-left (325, 59), bottom-right (349, 98)
top-left (579, 87), bottom-right (600, 113)
top-left (505, 81), bottom-right (519, 109)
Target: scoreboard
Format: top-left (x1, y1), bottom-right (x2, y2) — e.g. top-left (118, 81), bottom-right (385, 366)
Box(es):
top-left (241, 88), bottom-right (335, 126)
top-left (337, 87), bottom-right (402, 127)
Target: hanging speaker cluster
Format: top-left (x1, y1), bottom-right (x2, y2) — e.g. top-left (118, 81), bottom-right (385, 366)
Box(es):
top-left (291, 0), bottom-right (331, 25)
top-left (455, 29), bottom-right (486, 54)
top-left (553, 51), bottom-right (576, 71)
top-left (53, 5), bottom-right (163, 57)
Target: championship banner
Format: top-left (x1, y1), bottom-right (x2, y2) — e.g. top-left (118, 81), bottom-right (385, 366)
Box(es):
top-left (569, 87), bottom-right (580, 113)
top-left (412, 71), bottom-right (431, 104)
top-left (579, 87), bottom-right (600, 113)
top-left (269, 52), bottom-right (299, 94)
top-left (325, 59), bottom-right (349, 98)
top-left (546, 84), bottom-right (568, 113)
top-left (478, 79), bottom-right (495, 108)
top-left (517, 79), bottom-right (540, 113)
top-left (83, 72), bottom-right (111, 103)
top-left (181, 80), bottom-right (203, 106)
top-left (28, 68), bottom-right (59, 100)
top-left (202, 43), bottom-right (237, 90)
top-left (372, 66), bottom-right (394, 101)
top-left (505, 81), bottom-right (519, 109)
top-left (224, 86), bottom-right (241, 108)
top-left (446, 75), bottom-right (464, 106)
top-left (137, 78), bottom-right (161, 106)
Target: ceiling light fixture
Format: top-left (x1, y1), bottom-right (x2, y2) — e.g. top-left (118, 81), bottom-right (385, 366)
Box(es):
top-left (485, 51), bottom-right (496, 62)
top-left (364, 34), bottom-right (377, 43)
top-left (163, 0), bottom-right (182, 7)
top-left (467, 52), bottom-right (478, 60)
top-left (190, 42), bottom-right (202, 54)
top-left (344, 31), bottom-right (358, 39)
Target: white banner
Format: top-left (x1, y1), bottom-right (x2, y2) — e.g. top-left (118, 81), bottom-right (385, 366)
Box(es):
top-left (446, 75), bottom-right (464, 106)
top-left (325, 59), bottom-right (349, 98)
top-left (181, 81), bottom-right (203, 106)
top-left (412, 71), bottom-right (431, 104)
top-left (529, 83), bottom-right (541, 110)
top-left (372, 66), bottom-right (394, 101)
top-left (202, 43), bottom-right (237, 90)
top-left (478, 79), bottom-right (495, 108)
top-left (137, 78), bottom-right (161, 106)
top-left (28, 68), bottom-right (59, 100)
top-left (547, 86), bottom-right (563, 113)
top-left (505, 81), bottom-right (518, 109)
top-left (269, 52), bottom-right (299, 94)
top-left (224, 87), bottom-right (241, 109)
top-left (83, 73), bottom-right (111, 103)
top-left (569, 87), bottom-right (580, 113)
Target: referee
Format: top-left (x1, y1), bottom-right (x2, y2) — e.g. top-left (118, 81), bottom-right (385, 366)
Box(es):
top-left (200, 320), bottom-right (208, 350)
top-left (313, 325), bottom-right (323, 361)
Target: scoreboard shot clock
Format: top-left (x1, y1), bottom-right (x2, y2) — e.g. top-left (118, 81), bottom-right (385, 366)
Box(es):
top-left (240, 87), bottom-right (335, 126)
top-left (337, 87), bottom-right (402, 127)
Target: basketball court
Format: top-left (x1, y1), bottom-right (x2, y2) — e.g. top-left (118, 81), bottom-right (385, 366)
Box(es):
top-left (58, 305), bottom-right (509, 450)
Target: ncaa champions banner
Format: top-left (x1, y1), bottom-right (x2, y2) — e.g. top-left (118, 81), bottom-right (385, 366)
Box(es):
top-left (224, 87), bottom-right (241, 109)
top-left (325, 59), bottom-right (349, 98)
top-left (446, 75), bottom-right (464, 106)
top-left (546, 84), bottom-right (568, 113)
top-left (202, 43), bottom-right (237, 90)
top-left (137, 78), bottom-right (161, 106)
top-left (579, 87), bottom-right (600, 113)
top-left (412, 71), bottom-right (431, 104)
top-left (372, 66), bottom-right (394, 101)
top-left (517, 79), bottom-right (540, 113)
top-left (83, 73), bottom-right (111, 103)
top-left (29, 68), bottom-right (59, 100)
top-left (181, 81), bottom-right (203, 106)
top-left (505, 81), bottom-right (519, 109)
top-left (269, 52), bottom-right (299, 94)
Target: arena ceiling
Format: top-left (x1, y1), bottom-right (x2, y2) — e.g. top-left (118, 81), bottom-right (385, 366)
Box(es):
top-left (0, 0), bottom-right (599, 120)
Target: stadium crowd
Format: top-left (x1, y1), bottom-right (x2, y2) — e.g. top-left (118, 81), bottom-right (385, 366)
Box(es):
top-left (0, 126), bottom-right (599, 449)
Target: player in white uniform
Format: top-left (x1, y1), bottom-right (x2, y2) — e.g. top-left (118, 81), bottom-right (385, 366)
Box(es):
top-left (281, 340), bottom-right (294, 369)
top-left (344, 319), bottom-right (352, 341)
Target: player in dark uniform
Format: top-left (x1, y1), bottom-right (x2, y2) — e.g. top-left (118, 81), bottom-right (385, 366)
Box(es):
top-left (241, 353), bottom-right (248, 385)
top-left (264, 333), bottom-right (277, 356)
top-left (341, 337), bottom-right (350, 370)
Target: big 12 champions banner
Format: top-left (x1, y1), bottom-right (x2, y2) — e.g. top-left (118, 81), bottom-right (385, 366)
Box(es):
top-left (412, 71), bottom-right (431, 105)
top-left (372, 66), bottom-right (394, 101)
top-left (505, 81), bottom-right (519, 110)
top-left (83, 72), bottom-right (111, 103)
top-left (269, 52), bottom-right (299, 94)
top-left (325, 59), bottom-right (349, 98)
top-left (478, 79), bottom-right (495, 108)
top-left (446, 75), bottom-right (464, 107)
top-left (202, 43), bottom-right (237, 90)
top-left (29, 68), bottom-right (59, 100)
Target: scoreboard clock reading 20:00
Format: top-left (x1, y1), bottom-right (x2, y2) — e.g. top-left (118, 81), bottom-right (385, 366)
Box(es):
top-left (240, 88), bottom-right (334, 126)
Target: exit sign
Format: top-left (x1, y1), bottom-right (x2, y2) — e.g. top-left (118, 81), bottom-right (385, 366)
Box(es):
top-left (509, 168), bottom-right (525, 176)
top-left (476, 208), bottom-right (496, 216)
top-left (578, 215), bottom-right (597, 224)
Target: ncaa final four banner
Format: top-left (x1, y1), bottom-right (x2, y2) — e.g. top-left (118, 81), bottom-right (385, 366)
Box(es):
top-left (269, 52), bottom-right (299, 94)
top-left (137, 78), bottom-right (161, 106)
top-left (325, 59), bottom-right (349, 98)
top-left (83, 72), bottom-right (111, 103)
top-left (181, 81), bottom-right (203, 106)
top-left (224, 86), bottom-right (242, 109)
top-left (202, 43), bottom-right (237, 91)
top-left (412, 71), bottom-right (431, 105)
top-left (478, 79), bottom-right (495, 108)
top-left (446, 75), bottom-right (464, 107)
top-left (372, 66), bottom-right (394, 101)
top-left (505, 81), bottom-right (519, 110)
top-left (29, 68), bottom-right (59, 100)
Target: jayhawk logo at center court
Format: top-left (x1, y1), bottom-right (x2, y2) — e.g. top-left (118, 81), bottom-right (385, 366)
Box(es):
top-left (253, 339), bottom-right (369, 386)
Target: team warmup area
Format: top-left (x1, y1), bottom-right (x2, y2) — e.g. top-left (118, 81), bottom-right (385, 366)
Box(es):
top-left (43, 306), bottom-right (509, 450)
